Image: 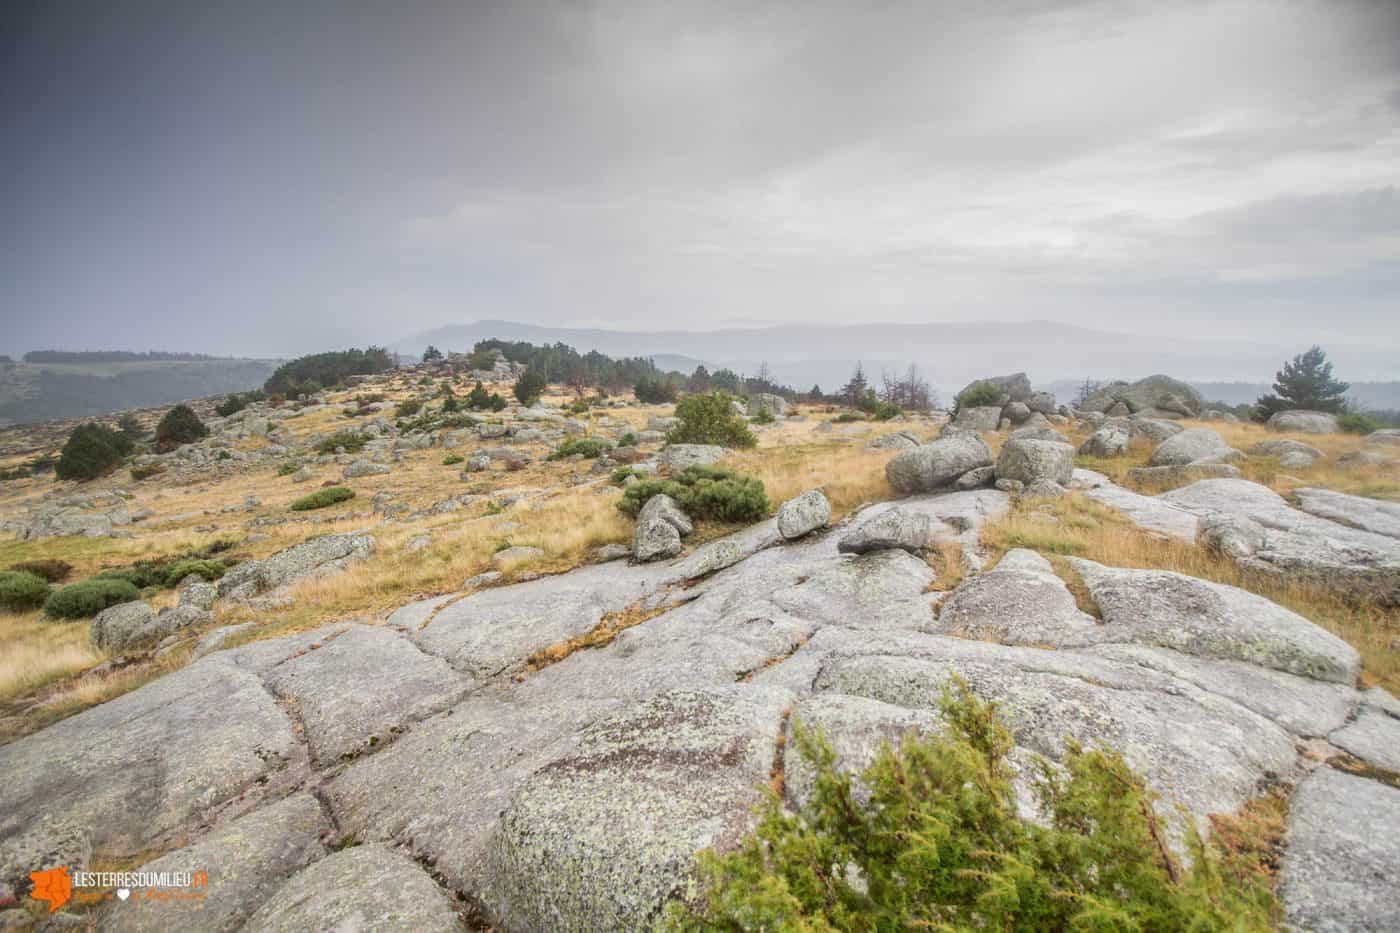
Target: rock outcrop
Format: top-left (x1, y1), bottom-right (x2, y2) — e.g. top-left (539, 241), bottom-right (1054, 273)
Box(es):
top-left (1267, 410), bottom-right (1341, 434)
top-left (1078, 375), bottom-right (1202, 419)
top-left (886, 434), bottom-right (994, 494)
top-left (217, 532), bottom-right (376, 600)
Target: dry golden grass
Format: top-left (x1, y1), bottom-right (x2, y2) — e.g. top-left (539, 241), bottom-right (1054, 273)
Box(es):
top-left (0, 609), bottom-right (103, 699)
top-left (524, 601), bottom-right (672, 671)
top-left (980, 492), bottom-right (1400, 692)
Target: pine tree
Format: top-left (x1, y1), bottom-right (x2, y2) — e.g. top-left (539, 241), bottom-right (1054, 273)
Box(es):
top-left (1255, 346), bottom-right (1349, 420)
top-left (422, 345), bottom-right (444, 363)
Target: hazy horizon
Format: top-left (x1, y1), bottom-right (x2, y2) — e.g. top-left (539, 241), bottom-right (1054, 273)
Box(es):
top-left (4, 1), bottom-right (1400, 367)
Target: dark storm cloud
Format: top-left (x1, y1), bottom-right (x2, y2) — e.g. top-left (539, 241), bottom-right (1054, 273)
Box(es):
top-left (2, 0), bottom-right (1398, 367)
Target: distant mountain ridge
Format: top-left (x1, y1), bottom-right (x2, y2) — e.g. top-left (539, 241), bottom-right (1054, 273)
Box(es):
top-left (396, 319), bottom-right (1399, 397)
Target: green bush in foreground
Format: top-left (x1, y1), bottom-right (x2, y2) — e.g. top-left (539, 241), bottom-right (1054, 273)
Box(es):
top-left (44, 578), bottom-right (141, 619)
top-left (665, 680), bottom-right (1278, 932)
top-left (290, 487), bottom-right (356, 511)
top-left (0, 571), bottom-right (51, 612)
top-left (618, 465), bottom-right (768, 523)
top-left (548, 438), bottom-right (608, 461)
top-left (666, 393), bottom-right (756, 449)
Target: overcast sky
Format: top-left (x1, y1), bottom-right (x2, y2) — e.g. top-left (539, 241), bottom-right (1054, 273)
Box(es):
top-left (3, 0), bottom-right (1398, 368)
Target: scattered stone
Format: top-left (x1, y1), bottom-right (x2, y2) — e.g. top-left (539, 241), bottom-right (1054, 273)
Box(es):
top-left (89, 600), bottom-right (156, 652)
top-left (1078, 425), bottom-right (1128, 458)
top-left (343, 458), bottom-right (392, 478)
top-left (493, 546), bottom-right (545, 567)
top-left (591, 543), bottom-right (631, 562)
top-left (776, 489), bottom-right (831, 540)
top-left (952, 405), bottom-right (1002, 431)
top-left (866, 431), bottom-right (920, 451)
top-left (217, 532), bottom-right (377, 600)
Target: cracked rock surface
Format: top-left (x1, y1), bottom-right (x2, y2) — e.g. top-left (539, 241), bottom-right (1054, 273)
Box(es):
top-left (3, 483), bottom-right (1398, 930)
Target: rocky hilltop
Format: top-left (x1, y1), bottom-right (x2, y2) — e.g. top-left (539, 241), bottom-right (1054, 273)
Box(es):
top-left (0, 365), bottom-right (1397, 930)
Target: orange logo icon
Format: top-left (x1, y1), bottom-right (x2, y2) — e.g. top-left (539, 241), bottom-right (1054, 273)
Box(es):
top-left (29, 866), bottom-right (73, 913)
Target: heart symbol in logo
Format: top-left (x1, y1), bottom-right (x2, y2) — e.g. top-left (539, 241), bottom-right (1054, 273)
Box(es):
top-left (117, 889), bottom-right (130, 901)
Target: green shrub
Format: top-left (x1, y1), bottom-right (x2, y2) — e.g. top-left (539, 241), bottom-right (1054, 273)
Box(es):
top-left (162, 559), bottom-right (226, 587)
top-left (567, 398), bottom-right (590, 415)
top-left (832, 411), bottom-right (865, 423)
top-left (44, 578), bottom-right (141, 619)
top-left (634, 375), bottom-right (678, 404)
top-left (395, 398), bottom-right (423, 417)
top-left (617, 432), bottom-right (638, 447)
top-left (619, 465), bottom-right (768, 523)
top-left (215, 391), bottom-right (265, 417)
top-left (955, 380), bottom-right (1005, 411)
top-left (467, 381), bottom-right (508, 412)
top-left (8, 559), bottom-right (73, 583)
top-left (155, 404), bottom-right (208, 450)
top-left (290, 487), bottom-right (356, 511)
top-left (1338, 412), bottom-right (1381, 435)
top-left (514, 369), bottom-right (547, 406)
top-left (610, 467), bottom-right (638, 486)
top-left (0, 571), bottom-right (51, 612)
top-left (666, 393), bottom-right (757, 449)
top-left (315, 431), bottom-right (369, 455)
top-left (217, 450), bottom-right (232, 461)
top-left (443, 454), bottom-right (464, 466)
top-left (116, 412), bottom-right (146, 441)
top-left (277, 462), bottom-right (300, 477)
top-left (130, 463), bottom-right (166, 481)
top-left (548, 438), bottom-right (608, 461)
top-left (55, 423), bottom-right (134, 482)
top-left (751, 408), bottom-right (776, 425)
top-left (665, 680), bottom-right (1278, 931)
top-left (869, 400), bottom-right (901, 421)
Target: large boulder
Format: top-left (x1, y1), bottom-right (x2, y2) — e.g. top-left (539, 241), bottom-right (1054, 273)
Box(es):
top-left (89, 600), bottom-right (157, 652)
top-left (1025, 391), bottom-right (1058, 415)
top-left (1127, 418), bottom-right (1184, 444)
top-left (1078, 424), bottom-right (1128, 458)
top-left (995, 438), bottom-right (1074, 487)
top-left (217, 532), bottom-right (377, 600)
top-left (1127, 463), bottom-right (1241, 485)
top-left (885, 435), bottom-right (994, 494)
top-left (776, 489), bottom-right (831, 540)
top-left (1267, 410), bottom-right (1341, 434)
top-left (659, 444), bottom-right (725, 470)
top-left (1079, 375), bottom-right (1202, 418)
top-left (952, 405), bottom-right (1002, 431)
top-left (838, 507), bottom-right (950, 555)
top-left (746, 393), bottom-right (788, 418)
top-left (1147, 427), bottom-right (1232, 466)
top-left (633, 494), bottom-right (691, 562)
top-left (956, 373), bottom-right (1032, 406)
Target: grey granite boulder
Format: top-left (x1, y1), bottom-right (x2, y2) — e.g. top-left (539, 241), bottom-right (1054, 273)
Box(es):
top-left (952, 405), bottom-right (1002, 431)
top-left (1127, 417), bottom-right (1184, 444)
top-left (1078, 424), bottom-right (1128, 457)
top-left (1069, 558), bottom-right (1360, 683)
top-left (1147, 427), bottom-right (1231, 466)
top-left (1249, 438), bottom-right (1323, 460)
top-left (1329, 708), bottom-right (1400, 773)
top-left (660, 444), bottom-right (725, 469)
top-left (1127, 462), bottom-right (1241, 485)
top-left (343, 458), bottom-right (392, 478)
top-left (245, 844), bottom-right (465, 933)
top-left (89, 600), bottom-right (156, 652)
top-left (1280, 768), bottom-right (1400, 932)
top-left (885, 434), bottom-right (993, 494)
top-left (746, 393), bottom-right (788, 417)
top-left (838, 507), bottom-right (949, 554)
top-left (995, 437), bottom-right (1074, 487)
top-left (1267, 410), bottom-right (1341, 434)
top-left (776, 489), bottom-right (831, 540)
top-left (640, 492), bottom-right (694, 537)
top-left (933, 549), bottom-right (1097, 645)
top-left (217, 532), bottom-right (376, 599)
